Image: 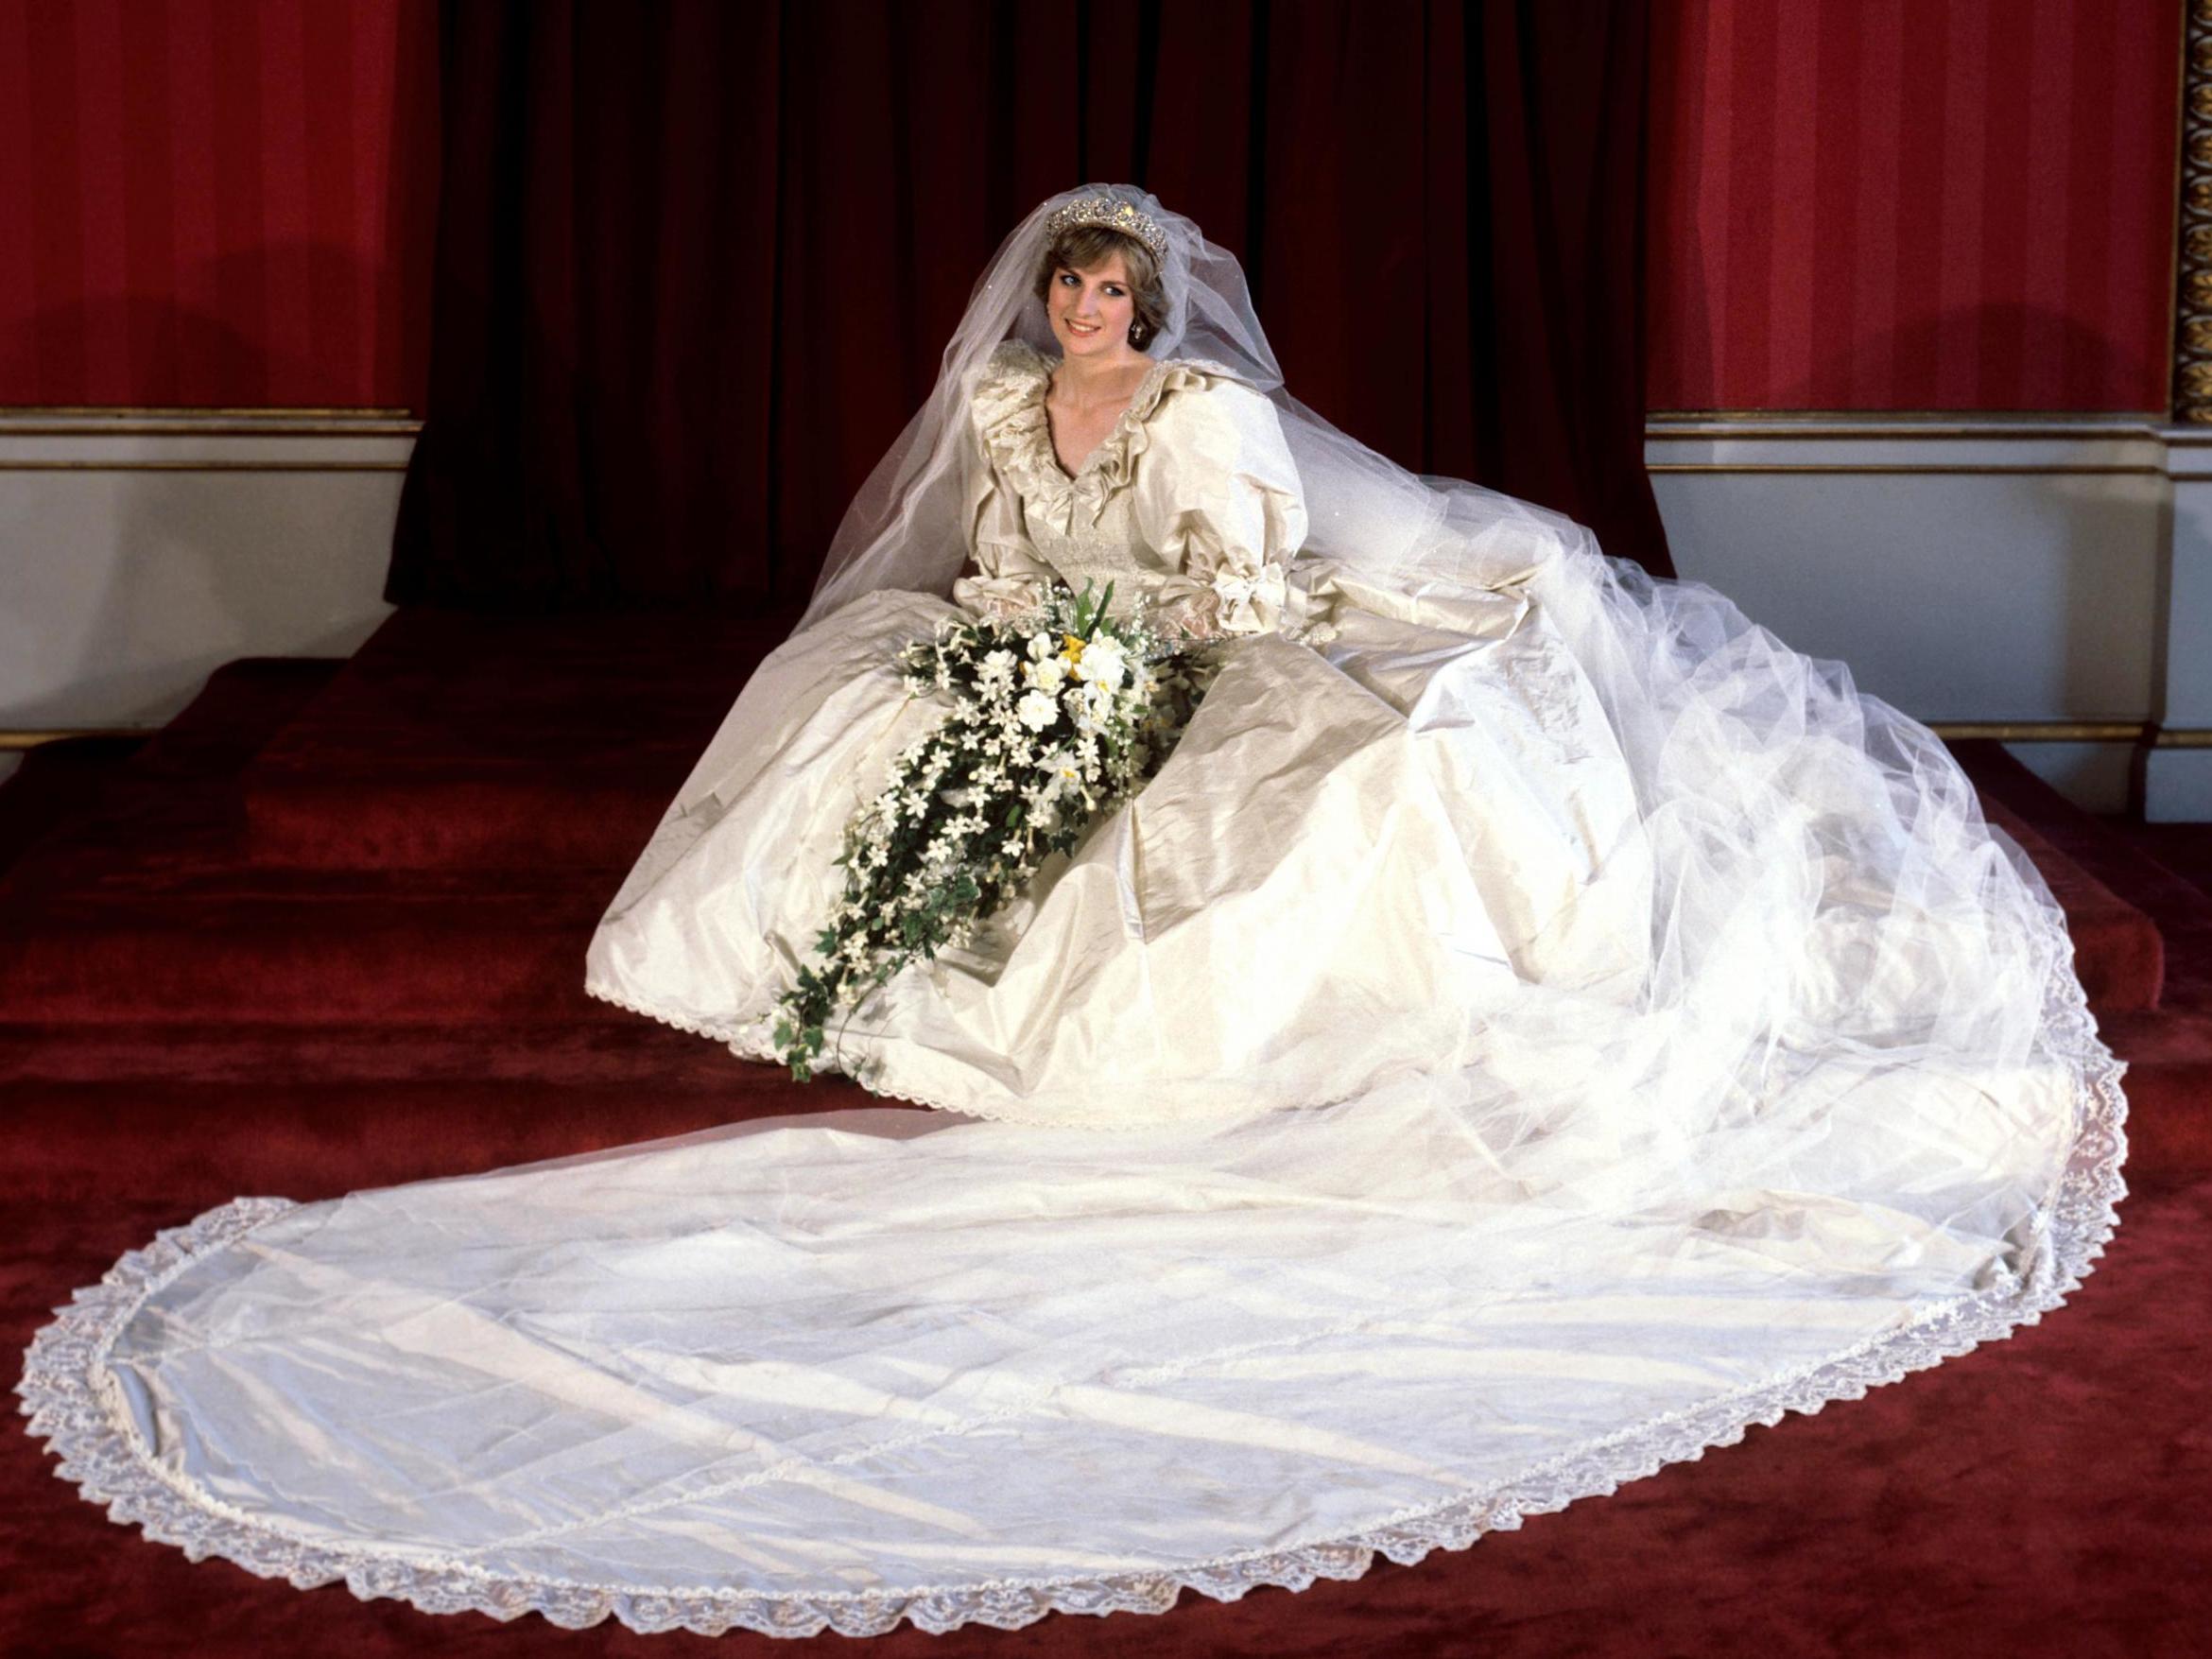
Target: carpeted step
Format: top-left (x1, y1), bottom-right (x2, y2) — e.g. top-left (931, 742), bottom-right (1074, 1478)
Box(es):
top-left (1980, 796), bottom-right (2163, 1012)
top-left (2094, 1004), bottom-right (2212, 1180)
top-left (2090, 819), bottom-right (2212, 1180)
top-left (129, 655), bottom-right (349, 778)
top-left (0, 658), bottom-right (341, 883)
top-left (0, 734), bottom-right (144, 880)
top-left (0, 865), bottom-right (631, 1027)
top-left (1948, 740), bottom-right (2165, 1012)
top-left (2132, 822), bottom-right (2212, 907)
top-left (0, 1015), bottom-right (752, 1090)
top-left (1944, 745), bottom-right (2212, 1174)
top-left (1950, 739), bottom-right (2182, 932)
top-left (241, 605), bottom-right (803, 870)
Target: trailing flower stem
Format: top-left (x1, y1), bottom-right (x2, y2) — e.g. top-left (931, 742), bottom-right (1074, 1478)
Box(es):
top-left (772, 580), bottom-right (1216, 1080)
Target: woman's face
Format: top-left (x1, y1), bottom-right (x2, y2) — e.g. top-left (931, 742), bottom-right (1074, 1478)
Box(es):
top-left (1048, 251), bottom-right (1136, 358)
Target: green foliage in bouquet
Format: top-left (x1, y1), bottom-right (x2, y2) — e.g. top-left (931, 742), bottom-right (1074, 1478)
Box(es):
top-left (772, 580), bottom-right (1217, 1080)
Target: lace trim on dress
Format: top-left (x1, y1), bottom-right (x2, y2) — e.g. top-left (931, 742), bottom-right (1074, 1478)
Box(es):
top-left (582, 975), bottom-right (1287, 1133)
top-left (972, 339), bottom-right (1218, 531)
top-left (581, 976), bottom-right (757, 1046)
top-left (22, 936), bottom-right (2128, 1639)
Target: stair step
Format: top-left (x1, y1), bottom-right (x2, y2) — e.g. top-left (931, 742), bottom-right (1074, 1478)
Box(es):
top-left (0, 1016), bottom-right (746, 1089)
top-left (1949, 740), bottom-right (2168, 1012)
top-left (131, 657), bottom-right (347, 778)
top-left (0, 659), bottom-right (342, 885)
top-left (241, 606), bottom-right (799, 869)
top-left (1981, 797), bottom-right (2163, 1012)
top-left (0, 869), bottom-right (628, 1026)
top-left (1953, 740), bottom-right (2211, 939)
top-left (2087, 1003), bottom-right (2212, 1183)
top-left (0, 735), bottom-right (145, 880)
top-left (2130, 823), bottom-right (2212, 909)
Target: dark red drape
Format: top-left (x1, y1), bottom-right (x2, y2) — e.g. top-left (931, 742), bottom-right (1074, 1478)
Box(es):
top-left (386, 0), bottom-right (1672, 613)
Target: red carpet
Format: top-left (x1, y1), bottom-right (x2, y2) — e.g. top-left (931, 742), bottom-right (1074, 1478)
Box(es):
top-left (2, 608), bottom-right (2206, 1657)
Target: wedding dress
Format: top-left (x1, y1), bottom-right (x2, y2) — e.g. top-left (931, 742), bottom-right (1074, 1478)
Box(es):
top-left (582, 338), bottom-right (1647, 1121)
top-left (20, 185), bottom-right (2128, 1640)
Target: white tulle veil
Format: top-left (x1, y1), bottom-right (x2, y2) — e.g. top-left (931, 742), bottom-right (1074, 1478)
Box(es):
top-left (800, 181), bottom-right (1578, 632)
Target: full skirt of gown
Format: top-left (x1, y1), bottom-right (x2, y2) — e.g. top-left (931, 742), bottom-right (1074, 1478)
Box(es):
top-left (18, 539), bottom-right (2127, 1638)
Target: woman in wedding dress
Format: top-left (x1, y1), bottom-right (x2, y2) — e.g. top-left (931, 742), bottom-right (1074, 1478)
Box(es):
top-left (20, 184), bottom-right (2128, 1640)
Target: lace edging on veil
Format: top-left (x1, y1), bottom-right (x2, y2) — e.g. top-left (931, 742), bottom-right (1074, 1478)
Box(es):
top-left (16, 950), bottom-right (2129, 1640)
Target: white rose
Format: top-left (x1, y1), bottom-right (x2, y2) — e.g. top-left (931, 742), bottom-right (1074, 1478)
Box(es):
top-left (1016, 687), bottom-right (1060, 732)
top-left (1073, 635), bottom-right (1128, 689)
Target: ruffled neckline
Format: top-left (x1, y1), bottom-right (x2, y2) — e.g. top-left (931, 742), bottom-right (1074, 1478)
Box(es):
top-left (972, 339), bottom-right (1214, 527)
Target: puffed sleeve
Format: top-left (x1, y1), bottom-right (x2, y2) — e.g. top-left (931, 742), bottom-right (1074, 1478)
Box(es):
top-left (1130, 376), bottom-right (1308, 640)
top-left (949, 345), bottom-right (1061, 622)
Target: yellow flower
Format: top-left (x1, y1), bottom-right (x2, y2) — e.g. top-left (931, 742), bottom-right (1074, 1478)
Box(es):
top-left (1061, 632), bottom-right (1085, 664)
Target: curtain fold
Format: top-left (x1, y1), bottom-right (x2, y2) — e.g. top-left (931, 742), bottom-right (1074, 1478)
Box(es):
top-left (387, 0), bottom-right (1671, 613)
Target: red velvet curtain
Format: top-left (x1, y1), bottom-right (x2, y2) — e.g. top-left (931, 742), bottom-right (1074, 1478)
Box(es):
top-left (387, 0), bottom-right (1672, 613)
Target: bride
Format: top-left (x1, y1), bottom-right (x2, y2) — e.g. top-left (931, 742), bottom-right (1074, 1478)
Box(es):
top-left (581, 189), bottom-right (1651, 1120)
top-left (20, 184), bottom-right (2128, 1640)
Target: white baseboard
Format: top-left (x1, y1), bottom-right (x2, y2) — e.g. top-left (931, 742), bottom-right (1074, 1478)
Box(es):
top-left (0, 410), bottom-right (2198, 821)
top-left (1647, 413), bottom-right (2192, 815)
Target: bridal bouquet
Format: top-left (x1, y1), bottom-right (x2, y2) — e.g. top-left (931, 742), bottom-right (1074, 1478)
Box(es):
top-left (773, 581), bottom-right (1216, 1080)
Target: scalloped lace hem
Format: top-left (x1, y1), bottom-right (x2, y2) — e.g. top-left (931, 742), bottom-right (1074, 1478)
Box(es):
top-left (580, 975), bottom-right (1297, 1133)
top-left (23, 964), bottom-right (2128, 1639)
top-left (582, 976), bottom-right (762, 1048)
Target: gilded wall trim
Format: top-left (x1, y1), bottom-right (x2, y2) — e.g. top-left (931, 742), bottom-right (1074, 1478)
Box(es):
top-left (1646, 463), bottom-right (2161, 476)
top-left (0, 406), bottom-right (414, 419)
top-left (0, 423), bottom-right (421, 439)
top-left (0, 460), bottom-right (410, 474)
top-left (2174, 0), bottom-right (2212, 420)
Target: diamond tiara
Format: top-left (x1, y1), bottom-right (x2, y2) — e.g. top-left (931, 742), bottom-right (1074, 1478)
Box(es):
top-left (1042, 196), bottom-right (1168, 262)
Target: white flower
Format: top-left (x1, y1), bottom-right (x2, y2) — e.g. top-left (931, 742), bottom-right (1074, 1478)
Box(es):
top-left (978, 648), bottom-right (1017, 689)
top-left (1016, 686), bottom-right (1059, 732)
top-left (1073, 680), bottom-right (1115, 732)
top-left (1072, 634), bottom-right (1129, 690)
top-left (1024, 655), bottom-right (1068, 693)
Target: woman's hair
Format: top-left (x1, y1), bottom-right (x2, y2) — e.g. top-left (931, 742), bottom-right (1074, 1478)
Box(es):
top-left (1032, 226), bottom-right (1167, 351)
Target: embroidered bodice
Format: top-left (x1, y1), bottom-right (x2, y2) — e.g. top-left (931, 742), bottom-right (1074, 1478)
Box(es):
top-left (953, 338), bottom-right (1312, 639)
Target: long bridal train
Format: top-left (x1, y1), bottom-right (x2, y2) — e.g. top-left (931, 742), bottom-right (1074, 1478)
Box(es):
top-left (16, 517), bottom-right (2128, 1639)
top-left (17, 181), bottom-right (2128, 1639)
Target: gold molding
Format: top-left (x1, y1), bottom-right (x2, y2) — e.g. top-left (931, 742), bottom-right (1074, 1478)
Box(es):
top-left (0, 422), bottom-right (420, 438)
top-left (2173, 0), bottom-right (2207, 418)
top-left (0, 405), bottom-right (413, 418)
top-left (0, 460), bottom-right (409, 474)
top-left (1646, 421), bottom-right (2160, 441)
top-left (1931, 721), bottom-right (2151, 742)
top-left (1928, 720), bottom-right (2212, 747)
top-left (0, 729), bottom-right (154, 750)
top-left (1646, 463), bottom-right (2163, 475)
top-left (1649, 407), bottom-right (2169, 423)
top-left (2166, 0), bottom-right (2188, 405)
